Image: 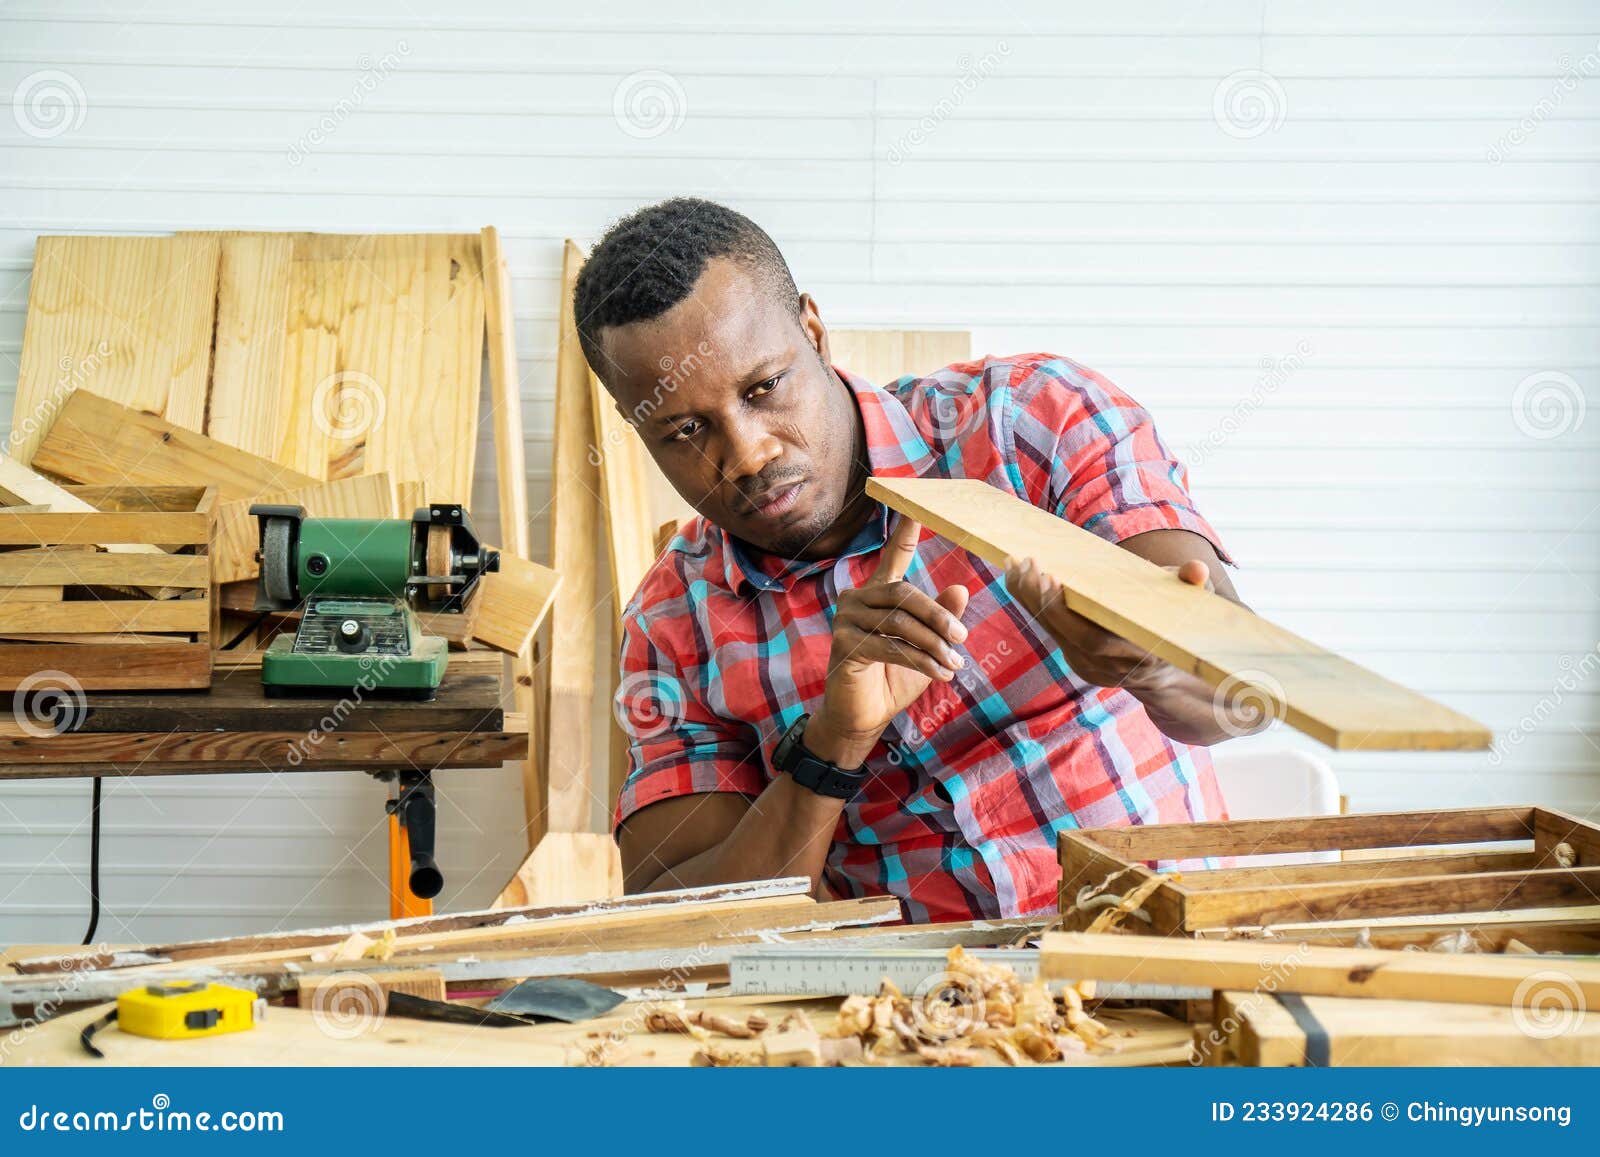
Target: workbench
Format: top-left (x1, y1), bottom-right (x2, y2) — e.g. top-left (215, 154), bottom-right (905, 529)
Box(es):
top-left (0, 651), bottom-right (526, 916)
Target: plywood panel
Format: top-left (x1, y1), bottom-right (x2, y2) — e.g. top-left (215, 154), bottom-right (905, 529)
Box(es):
top-left (829, 328), bottom-right (972, 386)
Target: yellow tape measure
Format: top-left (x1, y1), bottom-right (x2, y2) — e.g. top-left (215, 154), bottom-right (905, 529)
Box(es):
top-left (82, 982), bottom-right (266, 1056)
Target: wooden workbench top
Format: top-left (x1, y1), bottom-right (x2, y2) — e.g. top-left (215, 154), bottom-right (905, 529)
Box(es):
top-left (0, 651), bottom-right (524, 778)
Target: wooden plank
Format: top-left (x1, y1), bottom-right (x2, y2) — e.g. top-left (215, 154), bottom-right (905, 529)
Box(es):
top-left (1057, 831), bottom-right (1186, 935)
top-left (829, 329), bottom-right (972, 384)
top-left (206, 233), bottom-right (292, 459)
top-left (12, 234), bottom-right (221, 464)
top-left (0, 731), bottom-right (526, 777)
top-left (1206, 915), bottom-right (1600, 955)
top-left (0, 551), bottom-right (207, 588)
top-left (479, 225), bottom-right (543, 856)
top-left (64, 485), bottom-right (209, 513)
top-left (869, 476), bottom-right (1493, 752)
top-left (211, 472), bottom-right (395, 583)
top-left (1073, 806), bottom-right (1535, 862)
top-left (1222, 991), bottom-right (1600, 1066)
top-left (34, 389), bottom-right (316, 501)
top-left (492, 831), bottom-right (624, 910)
top-left (0, 599), bottom-right (208, 634)
top-left (1178, 866), bottom-right (1600, 929)
top-left (1042, 931), bottom-right (1600, 1009)
top-left (0, 643), bottom-right (211, 691)
top-left (1176, 848), bottom-right (1539, 890)
top-left (545, 239), bottom-right (601, 835)
top-left (0, 511), bottom-right (208, 546)
top-left (471, 551), bottom-right (561, 656)
top-left (274, 233), bottom-right (485, 499)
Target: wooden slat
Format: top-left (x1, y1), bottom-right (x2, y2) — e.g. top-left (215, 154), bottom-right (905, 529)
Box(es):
top-left (206, 233), bottom-right (293, 459)
top-left (0, 550), bottom-right (208, 588)
top-left (0, 599), bottom-right (208, 634)
top-left (0, 730), bottom-right (527, 776)
top-left (63, 486), bottom-right (209, 513)
top-left (0, 643), bottom-right (211, 691)
top-left (1177, 848), bottom-right (1539, 890)
top-left (1178, 867), bottom-right (1600, 929)
top-left (0, 511), bottom-right (208, 546)
top-left (829, 329), bottom-right (972, 385)
top-left (1041, 932), bottom-right (1600, 1010)
top-left (544, 239), bottom-right (601, 835)
top-left (0, 457), bottom-right (168, 562)
top-left (34, 389), bottom-right (316, 501)
top-left (12, 234), bottom-right (221, 464)
top-left (1074, 806), bottom-right (1536, 861)
top-left (210, 472), bottom-right (395, 584)
top-left (868, 476), bottom-right (1493, 752)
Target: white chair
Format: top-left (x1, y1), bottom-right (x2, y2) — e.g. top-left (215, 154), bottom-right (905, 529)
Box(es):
top-left (1210, 748), bottom-right (1341, 865)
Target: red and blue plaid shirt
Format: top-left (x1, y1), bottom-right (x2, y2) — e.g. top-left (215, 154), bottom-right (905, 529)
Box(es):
top-left (614, 353), bottom-right (1231, 922)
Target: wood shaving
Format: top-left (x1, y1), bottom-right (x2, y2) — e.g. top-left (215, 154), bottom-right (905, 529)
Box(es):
top-left (644, 1005), bottom-right (767, 1040)
top-left (918, 1045), bottom-right (981, 1067)
top-left (691, 1045), bottom-right (760, 1066)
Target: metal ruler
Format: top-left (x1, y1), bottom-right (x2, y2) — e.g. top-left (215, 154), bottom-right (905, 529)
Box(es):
top-left (724, 947), bottom-right (1205, 1000)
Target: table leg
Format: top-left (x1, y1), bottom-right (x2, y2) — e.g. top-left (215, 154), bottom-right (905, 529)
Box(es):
top-left (386, 770), bottom-right (443, 919)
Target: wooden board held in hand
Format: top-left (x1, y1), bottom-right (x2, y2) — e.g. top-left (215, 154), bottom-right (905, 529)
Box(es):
top-left (867, 476), bottom-right (1491, 751)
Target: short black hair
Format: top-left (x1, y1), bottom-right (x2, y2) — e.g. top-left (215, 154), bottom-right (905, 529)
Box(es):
top-left (573, 197), bottom-right (799, 375)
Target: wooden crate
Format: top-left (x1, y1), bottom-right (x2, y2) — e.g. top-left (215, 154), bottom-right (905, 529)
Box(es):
top-left (0, 485), bottom-right (216, 690)
top-left (1059, 806), bottom-right (1600, 936)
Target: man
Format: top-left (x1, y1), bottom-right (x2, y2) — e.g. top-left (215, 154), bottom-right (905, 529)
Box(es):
top-left (575, 198), bottom-right (1249, 923)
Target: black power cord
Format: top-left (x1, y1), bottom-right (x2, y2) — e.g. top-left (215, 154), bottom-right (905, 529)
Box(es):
top-left (82, 776), bottom-right (101, 945)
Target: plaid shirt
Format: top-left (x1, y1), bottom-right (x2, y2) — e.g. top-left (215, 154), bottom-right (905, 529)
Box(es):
top-left (614, 353), bottom-right (1231, 923)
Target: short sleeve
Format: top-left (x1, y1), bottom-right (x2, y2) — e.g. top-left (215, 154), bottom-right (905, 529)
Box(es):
top-left (1010, 359), bottom-right (1233, 563)
top-left (612, 608), bottom-right (767, 830)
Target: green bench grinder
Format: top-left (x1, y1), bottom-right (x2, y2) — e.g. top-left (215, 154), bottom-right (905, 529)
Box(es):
top-left (249, 502), bottom-right (499, 700)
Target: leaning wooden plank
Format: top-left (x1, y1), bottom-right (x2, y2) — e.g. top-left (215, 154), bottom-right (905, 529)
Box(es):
top-left (870, 477), bottom-right (1492, 751)
top-left (543, 239), bottom-right (602, 836)
top-left (470, 551), bottom-right (561, 655)
top-left (481, 225), bottom-right (543, 859)
top-left (1221, 991), bottom-right (1600, 1067)
top-left (210, 472), bottom-right (395, 583)
top-left (12, 234), bottom-right (221, 465)
top-left (830, 329), bottom-right (972, 385)
top-left (1074, 806), bottom-right (1535, 862)
top-left (205, 232), bottom-right (293, 459)
top-left (492, 831), bottom-right (624, 910)
top-left (33, 390), bottom-right (316, 501)
top-left (1040, 931), bottom-right (1600, 1009)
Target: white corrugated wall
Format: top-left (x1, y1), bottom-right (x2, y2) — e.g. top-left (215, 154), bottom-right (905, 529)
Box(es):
top-left (1, 1), bottom-right (1597, 942)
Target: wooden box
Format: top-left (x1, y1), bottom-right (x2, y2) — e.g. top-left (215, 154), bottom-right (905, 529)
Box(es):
top-left (0, 485), bottom-right (216, 690)
top-left (1059, 806), bottom-right (1600, 937)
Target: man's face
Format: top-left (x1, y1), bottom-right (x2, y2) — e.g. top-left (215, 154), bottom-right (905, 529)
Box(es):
top-left (593, 258), bottom-right (867, 560)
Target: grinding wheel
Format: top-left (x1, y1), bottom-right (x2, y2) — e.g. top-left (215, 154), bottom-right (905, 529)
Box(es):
top-left (425, 524), bottom-right (453, 603)
top-left (261, 517), bottom-right (296, 605)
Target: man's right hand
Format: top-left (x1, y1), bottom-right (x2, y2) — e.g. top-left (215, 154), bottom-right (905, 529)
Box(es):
top-left (805, 515), bottom-right (971, 769)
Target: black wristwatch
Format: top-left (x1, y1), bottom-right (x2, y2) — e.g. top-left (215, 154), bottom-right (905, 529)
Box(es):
top-left (774, 713), bottom-right (870, 800)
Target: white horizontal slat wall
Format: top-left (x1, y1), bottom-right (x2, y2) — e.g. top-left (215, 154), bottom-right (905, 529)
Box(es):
top-left (1, 0), bottom-right (1597, 943)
